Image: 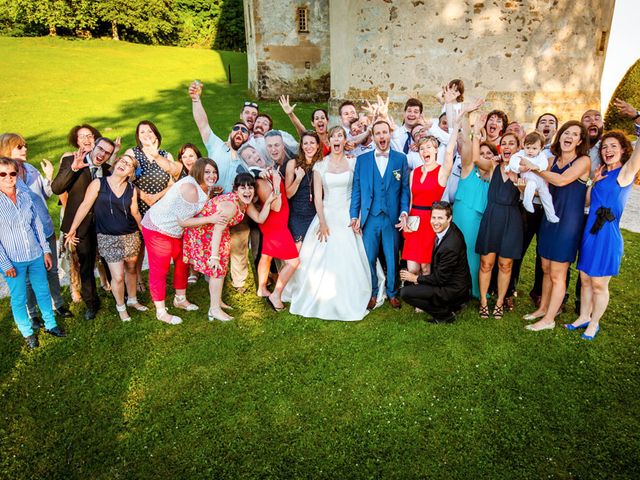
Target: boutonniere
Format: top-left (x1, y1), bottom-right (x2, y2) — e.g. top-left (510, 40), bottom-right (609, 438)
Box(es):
top-left (393, 169), bottom-right (401, 181)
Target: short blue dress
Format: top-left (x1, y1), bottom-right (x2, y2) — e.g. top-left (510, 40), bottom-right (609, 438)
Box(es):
top-left (577, 167), bottom-right (635, 277)
top-left (537, 158), bottom-right (587, 263)
top-left (287, 161), bottom-right (316, 242)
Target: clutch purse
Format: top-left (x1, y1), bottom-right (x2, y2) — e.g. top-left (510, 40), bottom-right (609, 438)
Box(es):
top-left (406, 215), bottom-right (420, 232)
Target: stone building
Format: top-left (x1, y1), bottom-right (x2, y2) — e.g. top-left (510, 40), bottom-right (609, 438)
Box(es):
top-left (243, 0), bottom-right (615, 122)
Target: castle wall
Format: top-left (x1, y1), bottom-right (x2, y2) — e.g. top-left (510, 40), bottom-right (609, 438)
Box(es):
top-left (243, 0), bottom-right (330, 101)
top-left (329, 0), bottom-right (615, 123)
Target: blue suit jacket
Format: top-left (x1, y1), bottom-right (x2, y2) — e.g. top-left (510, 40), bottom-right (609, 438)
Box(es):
top-left (350, 149), bottom-right (411, 228)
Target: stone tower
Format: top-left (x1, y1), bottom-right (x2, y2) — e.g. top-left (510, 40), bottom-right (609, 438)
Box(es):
top-left (244, 0), bottom-right (615, 123)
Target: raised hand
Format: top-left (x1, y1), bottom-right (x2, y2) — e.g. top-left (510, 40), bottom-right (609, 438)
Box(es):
top-left (464, 98), bottom-right (485, 115)
top-left (473, 112), bottom-right (488, 135)
top-left (362, 99), bottom-right (377, 118)
top-left (71, 147), bottom-right (89, 171)
top-left (41, 158), bottom-right (54, 181)
top-left (614, 98), bottom-right (638, 118)
top-left (443, 84), bottom-right (460, 104)
top-left (114, 136), bottom-right (122, 154)
top-left (279, 95), bottom-right (296, 115)
top-left (188, 80), bottom-right (203, 100)
top-left (592, 164), bottom-right (606, 184)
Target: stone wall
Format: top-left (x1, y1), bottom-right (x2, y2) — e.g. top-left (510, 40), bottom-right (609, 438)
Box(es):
top-left (244, 0), bottom-right (330, 101)
top-left (329, 0), bottom-right (615, 123)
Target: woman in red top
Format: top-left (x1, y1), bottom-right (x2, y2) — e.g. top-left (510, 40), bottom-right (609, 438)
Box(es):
top-left (402, 114), bottom-right (463, 276)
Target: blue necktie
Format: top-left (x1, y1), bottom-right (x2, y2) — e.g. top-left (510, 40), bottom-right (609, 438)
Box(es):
top-left (403, 131), bottom-right (411, 154)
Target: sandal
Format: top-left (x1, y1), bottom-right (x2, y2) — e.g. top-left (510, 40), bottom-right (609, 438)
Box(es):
top-left (493, 303), bottom-right (504, 320)
top-left (479, 304), bottom-right (490, 319)
top-left (116, 304), bottom-right (131, 322)
top-left (126, 297), bottom-right (148, 311)
top-left (187, 274), bottom-right (198, 285)
top-left (173, 295), bottom-right (199, 311)
top-left (156, 308), bottom-right (182, 325)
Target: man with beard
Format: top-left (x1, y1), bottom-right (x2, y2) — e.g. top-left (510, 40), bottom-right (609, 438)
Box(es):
top-left (189, 82), bottom-right (252, 291)
top-left (241, 101), bottom-right (259, 134)
top-left (581, 109), bottom-right (604, 175)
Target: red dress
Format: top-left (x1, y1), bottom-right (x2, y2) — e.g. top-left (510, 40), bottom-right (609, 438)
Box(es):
top-left (183, 193), bottom-right (245, 278)
top-left (259, 179), bottom-right (298, 260)
top-left (402, 165), bottom-right (445, 264)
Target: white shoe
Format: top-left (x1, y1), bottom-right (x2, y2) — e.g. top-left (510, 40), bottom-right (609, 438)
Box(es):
top-left (116, 304), bottom-right (131, 322)
top-left (126, 297), bottom-right (148, 311)
top-left (173, 295), bottom-right (199, 311)
top-left (525, 321), bottom-right (555, 331)
top-left (156, 308), bottom-right (182, 325)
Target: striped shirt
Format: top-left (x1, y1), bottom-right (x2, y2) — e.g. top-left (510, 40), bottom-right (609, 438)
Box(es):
top-left (0, 188), bottom-right (50, 272)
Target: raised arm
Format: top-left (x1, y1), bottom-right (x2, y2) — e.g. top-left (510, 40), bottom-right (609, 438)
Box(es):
top-left (51, 153), bottom-right (87, 195)
top-left (279, 95), bottom-right (306, 136)
top-left (619, 139), bottom-right (640, 187)
top-left (189, 81), bottom-right (213, 144)
top-left (438, 115), bottom-right (464, 187)
top-left (471, 112), bottom-right (494, 173)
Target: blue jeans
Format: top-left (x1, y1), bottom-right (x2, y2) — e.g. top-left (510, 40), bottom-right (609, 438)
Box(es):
top-left (26, 234), bottom-right (64, 317)
top-left (2, 256), bottom-right (57, 337)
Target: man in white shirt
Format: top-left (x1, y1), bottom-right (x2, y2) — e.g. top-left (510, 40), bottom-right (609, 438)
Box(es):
top-left (390, 98), bottom-right (423, 154)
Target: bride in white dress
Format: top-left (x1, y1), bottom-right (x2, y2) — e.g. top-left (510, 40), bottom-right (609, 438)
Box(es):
top-left (282, 126), bottom-right (384, 321)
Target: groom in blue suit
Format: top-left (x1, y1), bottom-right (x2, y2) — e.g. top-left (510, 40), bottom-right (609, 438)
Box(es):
top-left (350, 120), bottom-right (410, 309)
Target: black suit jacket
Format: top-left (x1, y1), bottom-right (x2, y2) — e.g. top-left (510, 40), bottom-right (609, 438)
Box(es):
top-left (416, 222), bottom-right (471, 300)
top-left (51, 155), bottom-right (110, 237)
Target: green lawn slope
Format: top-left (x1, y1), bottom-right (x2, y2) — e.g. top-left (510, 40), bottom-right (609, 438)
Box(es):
top-left (0, 37), bottom-right (639, 479)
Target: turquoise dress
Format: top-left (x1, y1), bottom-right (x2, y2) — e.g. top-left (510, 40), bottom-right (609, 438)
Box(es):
top-left (453, 166), bottom-right (490, 298)
top-left (577, 167), bottom-right (635, 277)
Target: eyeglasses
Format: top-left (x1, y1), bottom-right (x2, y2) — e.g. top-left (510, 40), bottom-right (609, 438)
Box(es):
top-left (95, 145), bottom-right (114, 156)
top-left (243, 101), bottom-right (259, 109)
top-left (78, 134), bottom-right (94, 140)
top-left (16, 144), bottom-right (27, 150)
top-left (0, 171), bottom-right (18, 178)
top-left (232, 125), bottom-right (249, 135)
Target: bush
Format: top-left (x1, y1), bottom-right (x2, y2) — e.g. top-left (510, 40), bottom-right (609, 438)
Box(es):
top-left (605, 58), bottom-right (640, 135)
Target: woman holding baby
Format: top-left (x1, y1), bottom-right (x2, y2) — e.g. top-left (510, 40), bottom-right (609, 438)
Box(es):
top-left (520, 121), bottom-right (591, 332)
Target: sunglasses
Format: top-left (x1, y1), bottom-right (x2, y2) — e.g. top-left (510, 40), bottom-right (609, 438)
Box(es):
top-left (243, 101), bottom-right (259, 109)
top-left (232, 125), bottom-right (249, 135)
top-left (16, 144), bottom-right (27, 150)
top-left (0, 171), bottom-right (18, 178)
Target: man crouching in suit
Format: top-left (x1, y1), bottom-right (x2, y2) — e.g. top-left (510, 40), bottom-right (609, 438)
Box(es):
top-left (399, 201), bottom-right (471, 323)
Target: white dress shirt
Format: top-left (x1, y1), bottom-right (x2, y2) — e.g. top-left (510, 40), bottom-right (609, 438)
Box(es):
top-left (374, 149), bottom-right (389, 177)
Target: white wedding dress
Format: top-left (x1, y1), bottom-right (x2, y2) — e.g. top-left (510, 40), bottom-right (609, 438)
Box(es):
top-left (282, 157), bottom-right (385, 321)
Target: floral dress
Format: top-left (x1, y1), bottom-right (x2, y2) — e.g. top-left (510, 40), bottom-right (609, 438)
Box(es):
top-left (183, 193), bottom-right (245, 278)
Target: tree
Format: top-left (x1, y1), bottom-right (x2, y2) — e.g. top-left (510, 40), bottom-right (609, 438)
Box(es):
top-left (95, 0), bottom-right (178, 44)
top-left (10, 0), bottom-right (97, 36)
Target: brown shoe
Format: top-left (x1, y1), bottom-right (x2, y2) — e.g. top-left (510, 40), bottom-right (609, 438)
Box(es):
top-left (367, 296), bottom-right (377, 310)
top-left (389, 297), bottom-right (401, 309)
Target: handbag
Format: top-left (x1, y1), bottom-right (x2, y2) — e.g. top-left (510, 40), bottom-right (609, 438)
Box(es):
top-left (406, 215), bottom-right (420, 232)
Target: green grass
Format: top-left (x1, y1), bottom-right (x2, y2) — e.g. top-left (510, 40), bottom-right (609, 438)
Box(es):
top-left (1, 37), bottom-right (640, 479)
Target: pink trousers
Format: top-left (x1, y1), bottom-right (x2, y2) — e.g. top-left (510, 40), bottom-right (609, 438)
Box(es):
top-left (142, 227), bottom-right (189, 302)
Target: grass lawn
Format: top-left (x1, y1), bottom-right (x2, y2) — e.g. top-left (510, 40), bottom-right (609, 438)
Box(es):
top-left (1, 37), bottom-right (640, 479)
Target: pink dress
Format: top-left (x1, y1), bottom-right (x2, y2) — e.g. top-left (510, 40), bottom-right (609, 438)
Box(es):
top-left (183, 193), bottom-right (245, 278)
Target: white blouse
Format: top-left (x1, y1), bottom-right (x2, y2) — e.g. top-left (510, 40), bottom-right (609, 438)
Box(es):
top-left (141, 176), bottom-right (208, 238)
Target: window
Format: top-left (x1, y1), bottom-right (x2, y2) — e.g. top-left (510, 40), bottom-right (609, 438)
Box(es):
top-left (297, 7), bottom-right (309, 33)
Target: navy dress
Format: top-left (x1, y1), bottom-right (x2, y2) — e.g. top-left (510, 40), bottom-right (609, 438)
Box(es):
top-left (577, 167), bottom-right (635, 276)
top-left (287, 161), bottom-right (316, 242)
top-left (475, 166), bottom-right (523, 259)
top-left (537, 158), bottom-right (587, 263)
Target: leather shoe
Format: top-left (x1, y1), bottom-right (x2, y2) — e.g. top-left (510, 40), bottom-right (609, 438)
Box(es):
top-left (389, 297), bottom-right (401, 309)
top-left (25, 335), bottom-right (39, 349)
top-left (84, 308), bottom-right (97, 320)
top-left (428, 313), bottom-right (456, 324)
top-left (367, 296), bottom-right (377, 310)
top-left (54, 305), bottom-right (73, 318)
top-left (45, 326), bottom-right (67, 337)
top-left (30, 316), bottom-right (44, 331)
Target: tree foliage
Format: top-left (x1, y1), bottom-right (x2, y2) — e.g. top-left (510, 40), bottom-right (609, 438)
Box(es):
top-left (1, 0), bottom-right (246, 50)
top-left (605, 58), bottom-right (640, 136)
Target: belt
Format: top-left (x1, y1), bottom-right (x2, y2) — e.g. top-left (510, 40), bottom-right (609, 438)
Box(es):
top-left (412, 205), bottom-right (432, 211)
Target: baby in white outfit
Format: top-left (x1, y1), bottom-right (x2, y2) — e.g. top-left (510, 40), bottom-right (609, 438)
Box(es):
top-left (506, 132), bottom-right (559, 223)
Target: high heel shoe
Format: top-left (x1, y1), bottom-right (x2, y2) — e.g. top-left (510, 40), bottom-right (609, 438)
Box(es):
top-left (581, 326), bottom-right (600, 341)
top-left (492, 303), bottom-right (504, 320)
top-left (564, 321), bottom-right (590, 331)
top-left (479, 304), bottom-right (490, 319)
top-left (116, 304), bottom-right (131, 322)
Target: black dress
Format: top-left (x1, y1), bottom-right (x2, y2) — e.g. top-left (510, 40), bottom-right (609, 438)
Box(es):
top-left (475, 166), bottom-right (523, 259)
top-left (287, 161), bottom-right (316, 242)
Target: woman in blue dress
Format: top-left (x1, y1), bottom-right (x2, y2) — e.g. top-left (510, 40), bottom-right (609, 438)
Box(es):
top-left (453, 115), bottom-right (495, 299)
top-left (521, 121), bottom-right (591, 332)
top-left (568, 131), bottom-right (640, 340)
